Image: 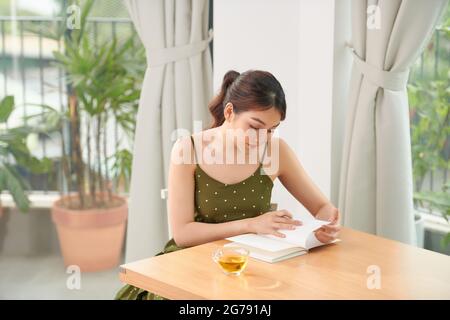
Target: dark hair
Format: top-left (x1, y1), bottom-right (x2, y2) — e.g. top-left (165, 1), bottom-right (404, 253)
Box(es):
top-left (208, 69), bottom-right (287, 128)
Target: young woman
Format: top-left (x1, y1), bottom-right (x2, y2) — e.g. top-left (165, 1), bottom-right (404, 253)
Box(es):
top-left (115, 70), bottom-right (341, 300)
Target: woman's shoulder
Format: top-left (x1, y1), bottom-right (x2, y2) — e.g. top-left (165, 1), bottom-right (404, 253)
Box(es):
top-left (268, 136), bottom-right (289, 153)
top-left (264, 136), bottom-right (295, 173)
top-left (170, 135), bottom-right (196, 167)
top-left (170, 129), bottom-right (219, 166)
top-left (172, 128), bottom-right (215, 149)
top-left (172, 135), bottom-right (192, 150)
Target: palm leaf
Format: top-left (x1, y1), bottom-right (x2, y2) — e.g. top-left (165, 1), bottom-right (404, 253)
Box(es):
top-left (0, 164), bottom-right (30, 212)
top-left (0, 96), bottom-right (14, 123)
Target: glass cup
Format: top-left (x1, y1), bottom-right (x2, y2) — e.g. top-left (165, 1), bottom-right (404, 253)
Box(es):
top-left (212, 245), bottom-right (249, 276)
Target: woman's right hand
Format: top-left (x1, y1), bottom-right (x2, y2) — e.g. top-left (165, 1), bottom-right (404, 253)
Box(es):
top-left (246, 210), bottom-right (302, 238)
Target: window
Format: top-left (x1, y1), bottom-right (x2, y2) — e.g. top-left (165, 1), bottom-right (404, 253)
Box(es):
top-left (0, 0), bottom-right (144, 194)
top-left (408, 7), bottom-right (449, 241)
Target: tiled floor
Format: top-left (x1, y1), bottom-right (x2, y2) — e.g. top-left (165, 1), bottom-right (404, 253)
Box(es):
top-left (0, 255), bottom-right (124, 299)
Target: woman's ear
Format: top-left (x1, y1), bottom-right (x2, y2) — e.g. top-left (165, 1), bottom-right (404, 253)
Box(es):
top-left (223, 102), bottom-right (234, 122)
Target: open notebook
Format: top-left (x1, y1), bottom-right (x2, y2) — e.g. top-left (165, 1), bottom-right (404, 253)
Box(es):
top-left (225, 212), bottom-right (340, 263)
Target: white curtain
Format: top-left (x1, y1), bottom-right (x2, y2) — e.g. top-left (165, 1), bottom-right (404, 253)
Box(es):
top-left (123, 0), bottom-right (213, 262)
top-left (338, 0), bottom-right (448, 244)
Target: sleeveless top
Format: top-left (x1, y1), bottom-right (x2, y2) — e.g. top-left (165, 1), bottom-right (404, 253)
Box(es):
top-left (161, 135), bottom-right (274, 253)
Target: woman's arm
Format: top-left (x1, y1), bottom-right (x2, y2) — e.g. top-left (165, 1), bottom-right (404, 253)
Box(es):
top-left (167, 137), bottom-right (251, 248)
top-left (275, 137), bottom-right (341, 242)
top-left (276, 137), bottom-right (332, 216)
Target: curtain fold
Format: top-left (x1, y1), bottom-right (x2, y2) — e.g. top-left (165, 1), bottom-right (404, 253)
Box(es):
top-left (338, 0), bottom-right (448, 244)
top-left (123, 0), bottom-right (213, 262)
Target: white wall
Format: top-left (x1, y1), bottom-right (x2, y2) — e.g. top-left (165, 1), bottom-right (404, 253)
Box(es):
top-left (331, 0), bottom-right (352, 205)
top-left (213, 0), bottom-right (336, 214)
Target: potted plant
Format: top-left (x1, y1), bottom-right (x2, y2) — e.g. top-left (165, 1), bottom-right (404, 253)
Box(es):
top-left (31, 1), bottom-right (144, 271)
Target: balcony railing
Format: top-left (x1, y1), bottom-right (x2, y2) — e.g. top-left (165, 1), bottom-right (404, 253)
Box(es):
top-left (0, 16), bottom-right (137, 194)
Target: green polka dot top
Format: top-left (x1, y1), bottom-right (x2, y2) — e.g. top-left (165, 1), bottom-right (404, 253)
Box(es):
top-left (191, 135), bottom-right (274, 223)
top-left (162, 135), bottom-right (274, 253)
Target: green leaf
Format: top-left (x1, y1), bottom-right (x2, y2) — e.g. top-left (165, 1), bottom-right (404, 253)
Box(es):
top-left (414, 191), bottom-right (450, 208)
top-left (0, 96), bottom-right (14, 123)
top-left (0, 164), bottom-right (30, 212)
top-left (440, 232), bottom-right (450, 249)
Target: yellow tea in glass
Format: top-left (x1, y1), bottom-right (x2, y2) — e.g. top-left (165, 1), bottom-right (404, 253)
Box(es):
top-left (212, 245), bottom-right (249, 275)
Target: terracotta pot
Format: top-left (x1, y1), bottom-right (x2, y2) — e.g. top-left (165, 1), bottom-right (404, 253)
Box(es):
top-left (51, 194), bottom-right (128, 272)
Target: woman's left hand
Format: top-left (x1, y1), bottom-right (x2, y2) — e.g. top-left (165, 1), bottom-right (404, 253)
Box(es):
top-left (314, 203), bottom-right (341, 243)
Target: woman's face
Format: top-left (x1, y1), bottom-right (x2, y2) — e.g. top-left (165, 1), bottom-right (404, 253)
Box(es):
top-left (223, 103), bottom-right (282, 147)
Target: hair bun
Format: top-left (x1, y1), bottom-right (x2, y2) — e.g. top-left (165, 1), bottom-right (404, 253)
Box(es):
top-left (221, 70), bottom-right (240, 93)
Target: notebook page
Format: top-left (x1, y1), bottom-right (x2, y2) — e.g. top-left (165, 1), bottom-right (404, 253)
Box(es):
top-left (263, 211), bottom-right (330, 248)
top-left (225, 233), bottom-right (300, 252)
top-left (224, 242), bottom-right (306, 263)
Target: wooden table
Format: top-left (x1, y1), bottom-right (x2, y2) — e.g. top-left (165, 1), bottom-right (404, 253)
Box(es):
top-left (119, 227), bottom-right (450, 299)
